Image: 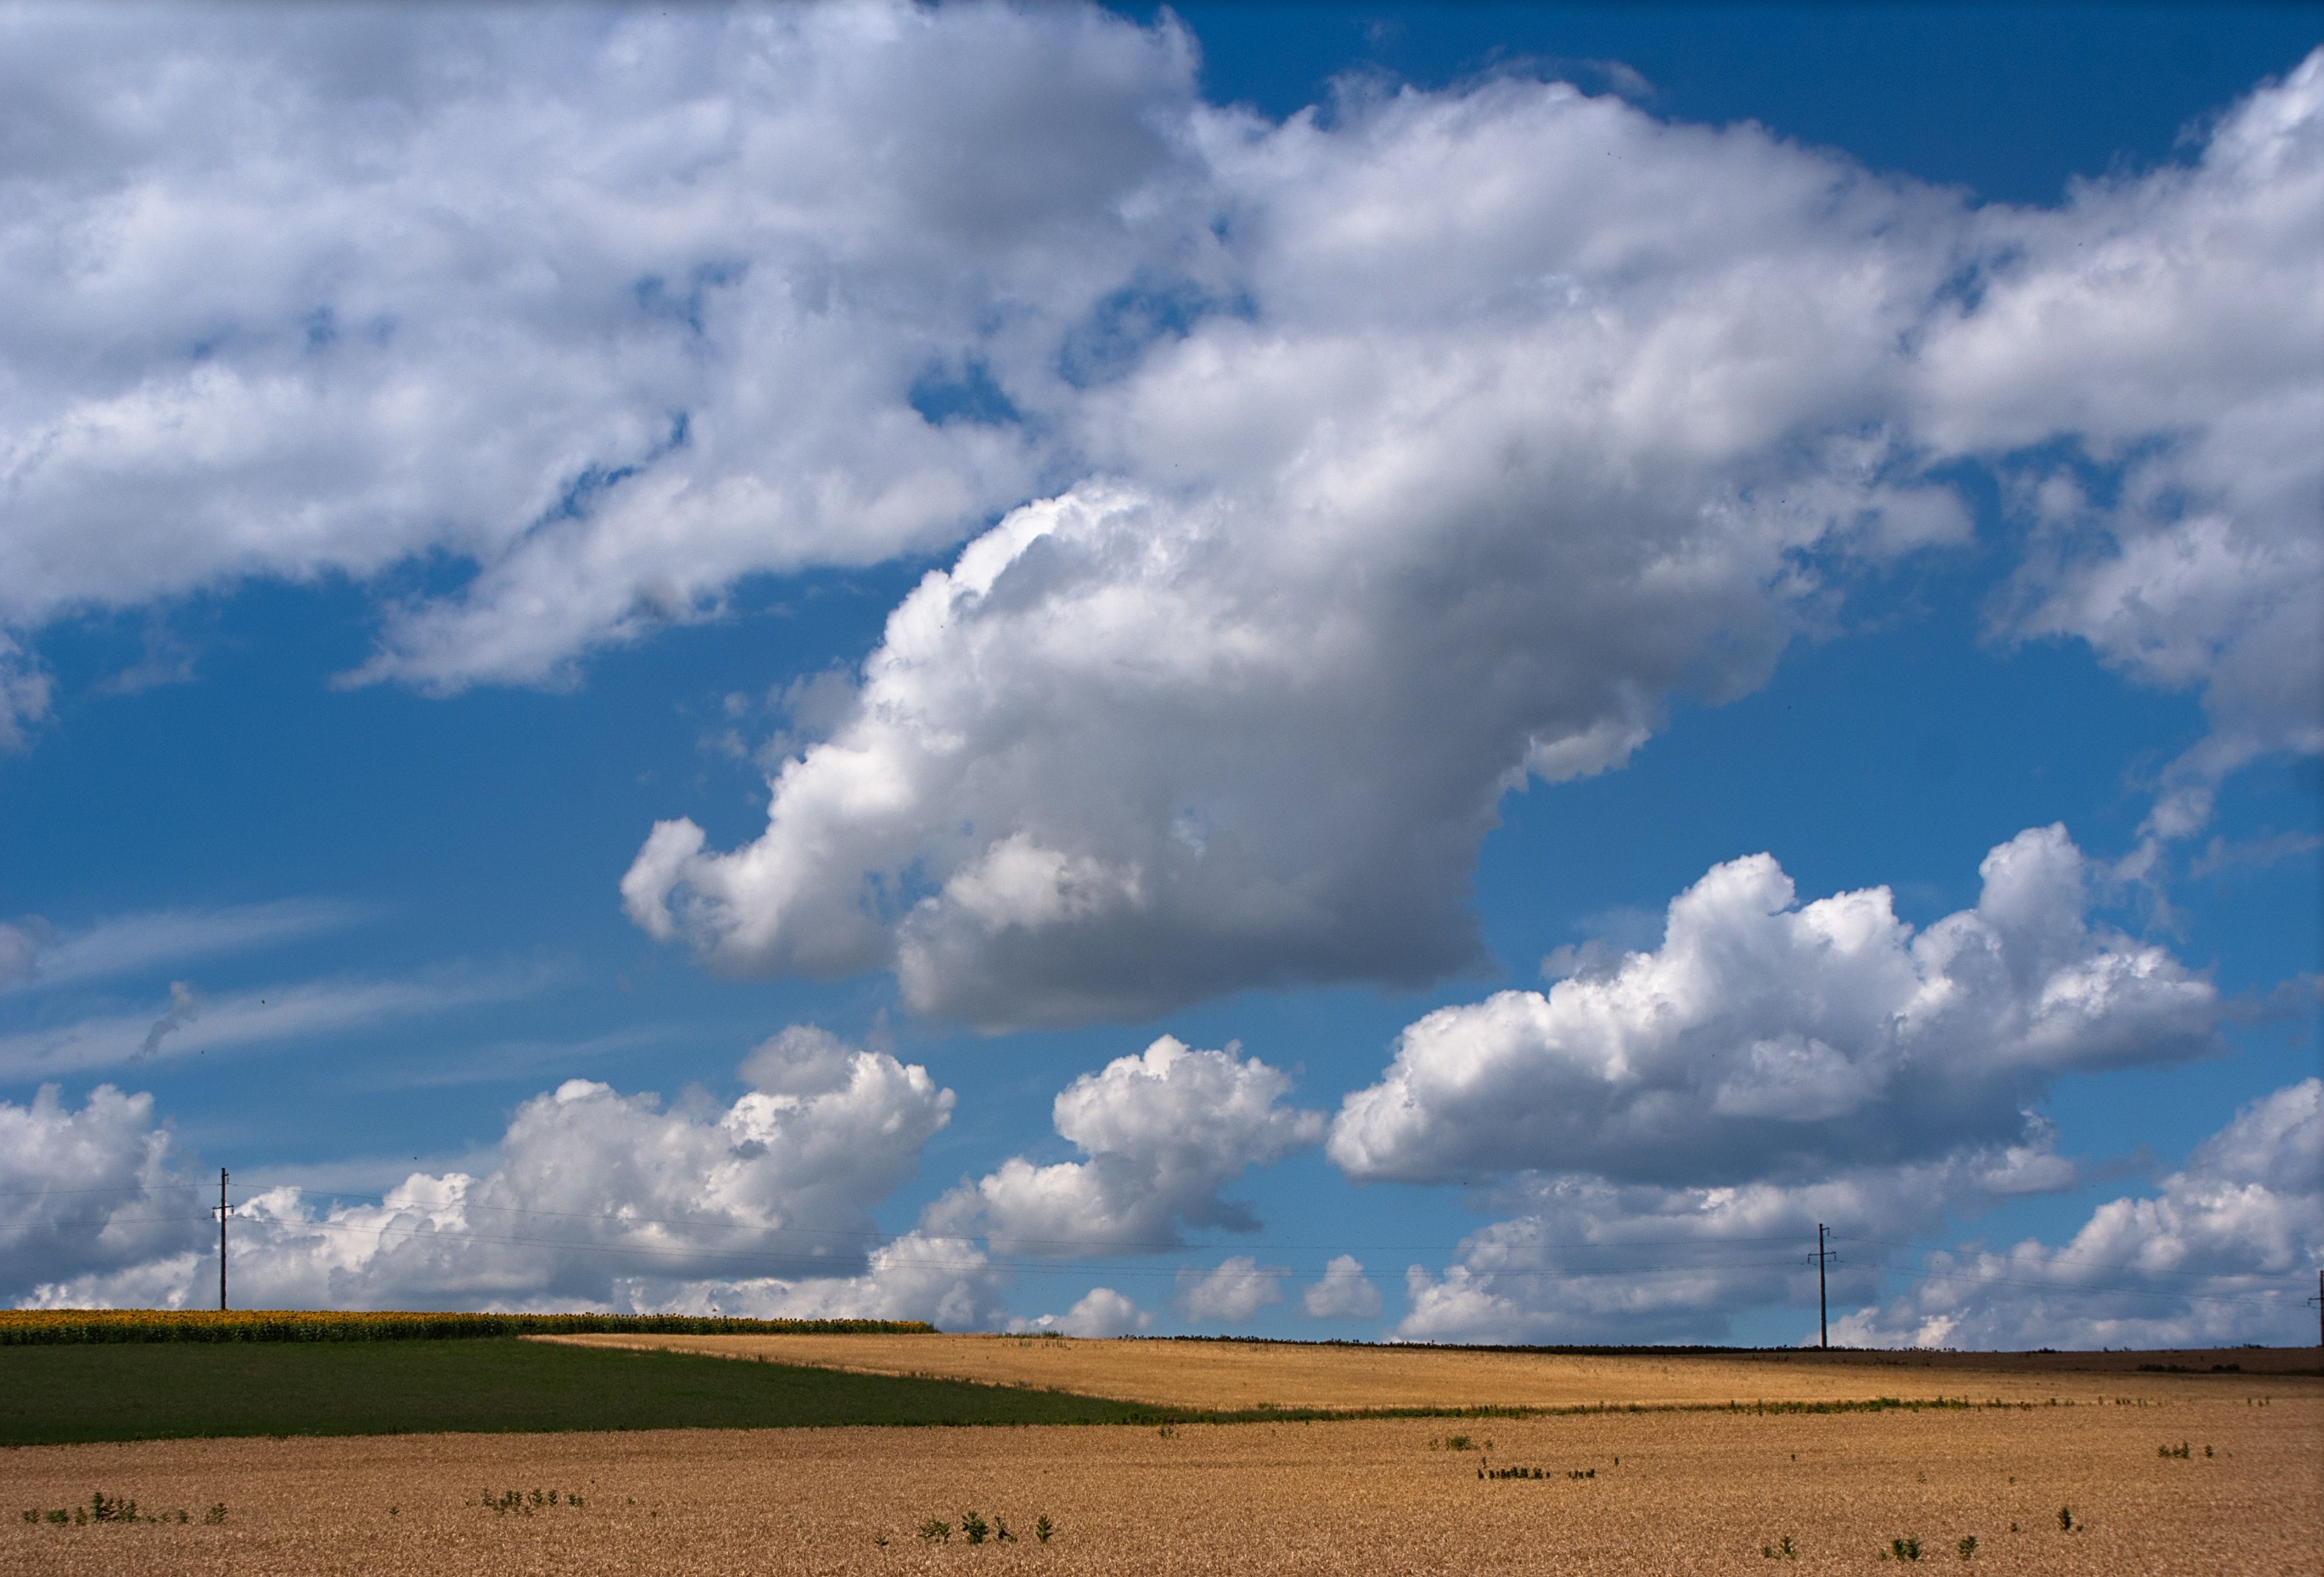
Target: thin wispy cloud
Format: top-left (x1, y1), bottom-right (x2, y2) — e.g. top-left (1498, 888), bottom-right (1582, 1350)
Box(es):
top-left (0, 899), bottom-right (372, 996)
top-left (0, 964), bottom-right (552, 1082)
top-left (356, 1025), bottom-right (690, 1093)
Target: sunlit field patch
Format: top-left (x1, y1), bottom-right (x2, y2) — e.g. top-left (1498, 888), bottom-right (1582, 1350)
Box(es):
top-left (4, 1389), bottom-right (2315, 1575)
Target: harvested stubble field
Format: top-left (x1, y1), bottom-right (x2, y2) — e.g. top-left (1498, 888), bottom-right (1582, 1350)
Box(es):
top-left (5, 1352), bottom-right (2315, 1576)
top-left (533, 1329), bottom-right (2319, 1412)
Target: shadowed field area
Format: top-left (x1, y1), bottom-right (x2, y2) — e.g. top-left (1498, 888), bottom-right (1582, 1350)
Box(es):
top-left (534, 1332), bottom-right (2322, 1413)
top-left (4, 1391), bottom-right (2315, 1575)
top-left (0, 1339), bottom-right (1159, 1446)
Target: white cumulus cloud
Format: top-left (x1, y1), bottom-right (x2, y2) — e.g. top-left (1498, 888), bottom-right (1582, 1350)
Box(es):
top-left (1395, 1160), bottom-right (2019, 1346)
top-left (1014, 1286), bottom-right (1150, 1339)
top-left (1918, 55), bottom-right (2324, 838)
top-left (0, 1084), bottom-right (206, 1297)
top-left (11, 1034), bottom-right (983, 1318)
top-left (0, 3), bottom-right (1202, 688)
top-left (923, 1036), bottom-right (1324, 1252)
top-left (1329, 825), bottom-right (2220, 1188)
top-left (1302, 1254), bottom-right (1382, 1321)
top-left (1834, 1079), bottom-right (2323, 1350)
top-left (1173, 1255), bottom-right (1283, 1326)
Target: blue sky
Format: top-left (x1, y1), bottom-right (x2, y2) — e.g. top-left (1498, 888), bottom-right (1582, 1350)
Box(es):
top-left (0, 2), bottom-right (2317, 1346)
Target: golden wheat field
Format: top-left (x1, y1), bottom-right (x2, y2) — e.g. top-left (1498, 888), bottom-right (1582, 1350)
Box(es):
top-left (4, 1354), bottom-right (2315, 1576)
top-left (533, 1330), bottom-right (2317, 1412)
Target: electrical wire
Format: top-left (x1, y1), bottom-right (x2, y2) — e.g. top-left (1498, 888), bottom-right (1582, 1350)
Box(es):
top-left (57, 1211), bottom-right (2309, 1309)
top-left (16, 1185), bottom-right (2311, 1312)
top-left (1830, 1234), bottom-right (2281, 1286)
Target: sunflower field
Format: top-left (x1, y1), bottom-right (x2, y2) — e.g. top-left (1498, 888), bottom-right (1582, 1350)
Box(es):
top-left (0, 1309), bottom-right (934, 1345)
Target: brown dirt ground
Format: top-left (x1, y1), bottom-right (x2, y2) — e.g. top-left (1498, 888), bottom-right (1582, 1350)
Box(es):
top-left (530, 1332), bottom-right (2320, 1412)
top-left (3, 1388), bottom-right (2314, 1575)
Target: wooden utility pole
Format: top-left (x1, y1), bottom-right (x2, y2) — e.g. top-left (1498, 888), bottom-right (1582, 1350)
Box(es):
top-left (1816, 1224), bottom-right (1831, 1350)
top-left (2309, 1269), bottom-right (2322, 1352)
top-left (215, 1169), bottom-right (232, 1312)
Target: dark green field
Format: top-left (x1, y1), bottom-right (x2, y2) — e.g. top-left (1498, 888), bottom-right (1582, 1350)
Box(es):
top-left (0, 1337), bottom-right (1159, 1446)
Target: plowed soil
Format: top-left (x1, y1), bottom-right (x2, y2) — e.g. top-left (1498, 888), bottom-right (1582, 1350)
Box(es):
top-left (6, 1388), bottom-right (2314, 1575)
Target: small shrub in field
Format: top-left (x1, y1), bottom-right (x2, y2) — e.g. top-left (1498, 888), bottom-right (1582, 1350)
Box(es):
top-left (2057, 1506), bottom-right (2073, 1532)
top-left (961, 1510), bottom-right (989, 1545)
top-left (1957, 1534), bottom-right (1978, 1559)
top-left (2159, 1441), bottom-right (2191, 1459)
top-left (993, 1516), bottom-right (1016, 1542)
top-left (1887, 1536), bottom-right (1923, 1561)
top-left (1035, 1514), bottom-right (1054, 1544)
top-left (1760, 1534), bottom-right (1798, 1559)
top-left (204, 1504), bottom-right (227, 1525)
top-left (918, 1518), bottom-right (952, 1543)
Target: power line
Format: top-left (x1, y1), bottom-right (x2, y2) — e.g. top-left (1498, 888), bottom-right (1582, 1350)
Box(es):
top-left (1831, 1234), bottom-right (2308, 1286)
top-left (134, 1214), bottom-right (1822, 1282)
top-left (14, 1182), bottom-right (2314, 1313)
top-left (59, 1210), bottom-right (2308, 1309)
top-left (1873, 1260), bottom-right (2298, 1311)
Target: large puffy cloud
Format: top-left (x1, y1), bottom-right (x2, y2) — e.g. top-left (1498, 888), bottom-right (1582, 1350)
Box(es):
top-left (0, 1084), bottom-right (206, 1296)
top-left (625, 49), bottom-right (2322, 1025)
top-left (1836, 1079), bottom-right (2323, 1350)
top-left (922, 1036), bottom-right (1324, 1252)
top-left (1330, 826), bottom-right (2220, 1188)
top-left (1357, 824), bottom-right (2298, 1346)
top-left (1919, 55), bottom-right (2324, 837)
top-left (0, 2), bottom-right (1202, 688)
top-left (13, 1033), bottom-right (991, 1319)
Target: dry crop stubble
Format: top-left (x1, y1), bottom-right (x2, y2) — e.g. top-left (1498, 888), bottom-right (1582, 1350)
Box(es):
top-left (530, 1331), bottom-right (2314, 1412)
top-left (2, 1392), bottom-right (2314, 1575)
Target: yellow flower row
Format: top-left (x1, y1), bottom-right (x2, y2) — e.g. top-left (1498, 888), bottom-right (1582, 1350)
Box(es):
top-left (0, 1309), bottom-right (935, 1344)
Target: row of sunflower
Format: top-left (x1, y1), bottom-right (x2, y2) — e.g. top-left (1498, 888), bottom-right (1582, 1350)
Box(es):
top-left (0, 1309), bottom-right (935, 1344)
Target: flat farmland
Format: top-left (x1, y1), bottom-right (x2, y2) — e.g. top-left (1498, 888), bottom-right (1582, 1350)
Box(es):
top-left (4, 1389), bottom-right (2315, 1575)
top-left (533, 1331), bottom-right (2316, 1412)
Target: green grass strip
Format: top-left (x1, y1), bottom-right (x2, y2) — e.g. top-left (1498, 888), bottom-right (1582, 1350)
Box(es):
top-left (0, 1339), bottom-right (1154, 1445)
